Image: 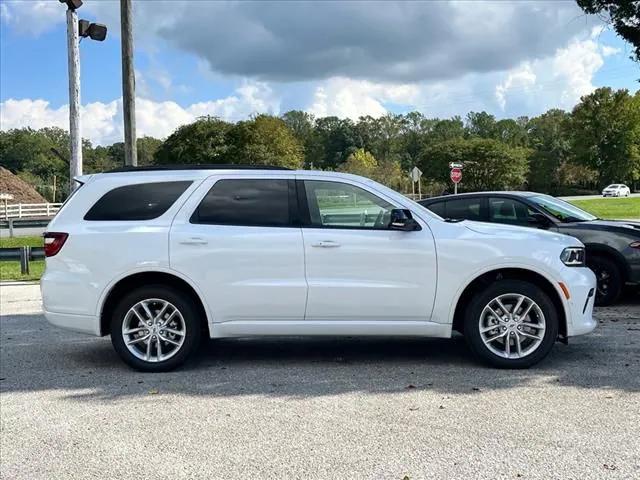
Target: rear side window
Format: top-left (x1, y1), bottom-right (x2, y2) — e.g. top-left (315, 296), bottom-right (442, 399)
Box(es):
top-left (84, 181), bottom-right (192, 221)
top-left (191, 179), bottom-right (293, 227)
top-left (446, 197), bottom-right (484, 220)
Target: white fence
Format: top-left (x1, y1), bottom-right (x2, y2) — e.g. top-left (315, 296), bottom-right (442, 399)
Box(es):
top-left (0, 203), bottom-right (62, 220)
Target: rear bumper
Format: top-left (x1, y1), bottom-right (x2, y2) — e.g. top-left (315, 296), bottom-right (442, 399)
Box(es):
top-left (43, 310), bottom-right (101, 336)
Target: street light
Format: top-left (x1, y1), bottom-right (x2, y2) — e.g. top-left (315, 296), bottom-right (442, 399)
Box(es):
top-left (58, 0), bottom-right (107, 193)
top-left (79, 20), bottom-right (107, 42)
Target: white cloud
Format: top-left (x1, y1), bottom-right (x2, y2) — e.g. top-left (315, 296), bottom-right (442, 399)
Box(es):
top-left (0, 82), bottom-right (279, 145)
top-left (1, 0), bottom-right (63, 36)
top-left (308, 78), bottom-right (419, 119)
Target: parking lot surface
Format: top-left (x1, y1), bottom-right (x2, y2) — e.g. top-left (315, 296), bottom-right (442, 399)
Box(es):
top-left (1, 283), bottom-right (639, 479)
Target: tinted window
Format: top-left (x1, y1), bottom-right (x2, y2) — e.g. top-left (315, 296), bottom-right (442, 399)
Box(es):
top-left (426, 201), bottom-right (445, 217)
top-left (192, 179), bottom-right (292, 227)
top-left (489, 198), bottom-right (531, 225)
top-left (303, 180), bottom-right (395, 229)
top-left (446, 198), bottom-right (483, 220)
top-left (84, 181), bottom-right (191, 221)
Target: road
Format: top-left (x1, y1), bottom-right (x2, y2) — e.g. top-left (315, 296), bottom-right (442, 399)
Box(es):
top-left (1, 284), bottom-right (639, 479)
top-left (560, 193), bottom-right (640, 201)
top-left (0, 226), bottom-right (46, 238)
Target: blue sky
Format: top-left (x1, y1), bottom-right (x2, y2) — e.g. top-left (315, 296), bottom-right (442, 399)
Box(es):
top-left (0, 0), bottom-right (638, 145)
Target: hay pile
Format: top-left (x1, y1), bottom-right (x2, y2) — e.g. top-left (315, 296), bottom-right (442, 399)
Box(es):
top-left (0, 167), bottom-right (47, 203)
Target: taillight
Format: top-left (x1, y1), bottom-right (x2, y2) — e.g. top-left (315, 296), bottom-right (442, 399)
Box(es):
top-left (630, 241), bottom-right (640, 249)
top-left (43, 232), bottom-right (68, 257)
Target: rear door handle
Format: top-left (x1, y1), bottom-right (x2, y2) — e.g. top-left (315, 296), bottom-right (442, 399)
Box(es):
top-left (179, 237), bottom-right (208, 246)
top-left (311, 240), bottom-right (340, 248)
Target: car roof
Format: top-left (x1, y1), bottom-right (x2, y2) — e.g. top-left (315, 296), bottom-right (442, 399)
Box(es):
top-left (420, 191), bottom-right (541, 203)
top-left (80, 166), bottom-right (384, 185)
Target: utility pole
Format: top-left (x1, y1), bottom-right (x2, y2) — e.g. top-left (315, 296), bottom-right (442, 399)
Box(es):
top-left (66, 6), bottom-right (82, 192)
top-left (120, 0), bottom-right (137, 166)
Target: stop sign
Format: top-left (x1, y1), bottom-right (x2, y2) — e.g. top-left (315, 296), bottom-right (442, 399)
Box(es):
top-left (450, 167), bottom-right (462, 184)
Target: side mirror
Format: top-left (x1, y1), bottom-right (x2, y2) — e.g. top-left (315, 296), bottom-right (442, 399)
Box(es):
top-left (389, 209), bottom-right (421, 231)
top-left (528, 212), bottom-right (551, 228)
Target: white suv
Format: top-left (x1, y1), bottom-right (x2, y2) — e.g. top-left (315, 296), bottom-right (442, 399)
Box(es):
top-left (41, 167), bottom-right (597, 371)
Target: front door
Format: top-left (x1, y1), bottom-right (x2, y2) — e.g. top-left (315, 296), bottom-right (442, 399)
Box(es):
top-left (299, 178), bottom-right (437, 322)
top-left (170, 175), bottom-right (307, 323)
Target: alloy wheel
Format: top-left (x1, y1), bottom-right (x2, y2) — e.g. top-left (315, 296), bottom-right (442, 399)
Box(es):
top-left (479, 293), bottom-right (546, 359)
top-left (122, 298), bottom-right (186, 363)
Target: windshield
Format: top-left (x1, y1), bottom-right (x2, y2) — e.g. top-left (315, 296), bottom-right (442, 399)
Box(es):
top-left (605, 185), bottom-right (620, 189)
top-left (530, 195), bottom-right (597, 222)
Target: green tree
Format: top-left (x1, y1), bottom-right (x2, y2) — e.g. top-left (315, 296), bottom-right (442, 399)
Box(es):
top-left (311, 116), bottom-right (358, 169)
top-left (420, 138), bottom-right (530, 191)
top-left (155, 116), bottom-right (232, 165)
top-left (527, 109), bottom-right (572, 194)
top-left (136, 136), bottom-right (163, 166)
top-left (281, 110), bottom-right (316, 167)
top-left (577, 1), bottom-right (640, 62)
top-left (337, 148), bottom-right (378, 178)
top-left (226, 115), bottom-right (304, 168)
top-left (571, 88), bottom-right (640, 186)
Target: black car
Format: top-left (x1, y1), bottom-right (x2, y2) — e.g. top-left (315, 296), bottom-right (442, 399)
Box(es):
top-left (419, 192), bottom-right (640, 305)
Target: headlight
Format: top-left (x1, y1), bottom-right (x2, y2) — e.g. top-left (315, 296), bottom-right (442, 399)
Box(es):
top-left (560, 247), bottom-right (586, 266)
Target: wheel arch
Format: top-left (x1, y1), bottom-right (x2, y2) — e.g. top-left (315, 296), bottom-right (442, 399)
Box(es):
top-left (452, 267), bottom-right (568, 339)
top-left (584, 243), bottom-right (629, 282)
top-left (98, 269), bottom-right (212, 337)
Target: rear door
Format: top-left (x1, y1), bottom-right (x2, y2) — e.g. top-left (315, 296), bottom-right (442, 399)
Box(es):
top-left (298, 176), bottom-right (437, 322)
top-left (170, 174), bottom-right (307, 323)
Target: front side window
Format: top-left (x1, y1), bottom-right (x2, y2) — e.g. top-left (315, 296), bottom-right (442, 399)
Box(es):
top-left (529, 195), bottom-right (596, 222)
top-left (192, 179), bottom-right (292, 227)
top-left (303, 180), bottom-right (395, 229)
top-left (446, 197), bottom-right (484, 221)
top-left (84, 181), bottom-right (192, 221)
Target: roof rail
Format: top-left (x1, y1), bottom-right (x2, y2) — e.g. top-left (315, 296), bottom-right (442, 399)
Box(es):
top-left (106, 164), bottom-right (291, 173)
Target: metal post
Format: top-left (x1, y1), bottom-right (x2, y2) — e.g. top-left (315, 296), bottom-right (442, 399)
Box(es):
top-left (20, 247), bottom-right (29, 275)
top-left (66, 8), bottom-right (82, 192)
top-left (8, 219), bottom-right (14, 238)
top-left (121, 0), bottom-right (137, 166)
top-left (454, 183), bottom-right (458, 195)
top-left (418, 178), bottom-right (422, 200)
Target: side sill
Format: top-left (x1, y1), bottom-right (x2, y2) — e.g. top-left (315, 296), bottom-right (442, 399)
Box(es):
top-left (210, 320), bottom-right (452, 339)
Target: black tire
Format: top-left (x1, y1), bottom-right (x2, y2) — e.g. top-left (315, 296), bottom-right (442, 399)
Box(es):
top-left (110, 285), bottom-right (202, 372)
top-left (463, 280), bottom-right (559, 369)
top-left (587, 255), bottom-right (622, 306)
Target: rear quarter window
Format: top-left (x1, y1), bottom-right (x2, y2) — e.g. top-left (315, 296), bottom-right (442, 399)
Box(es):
top-left (84, 181), bottom-right (192, 221)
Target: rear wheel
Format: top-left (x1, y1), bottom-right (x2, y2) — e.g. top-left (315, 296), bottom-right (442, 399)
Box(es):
top-left (587, 255), bottom-right (622, 306)
top-left (464, 280), bottom-right (558, 368)
top-left (110, 285), bottom-right (202, 372)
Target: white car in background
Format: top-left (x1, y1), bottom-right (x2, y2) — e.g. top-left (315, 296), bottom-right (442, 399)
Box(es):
top-left (602, 184), bottom-right (631, 197)
top-left (41, 166), bottom-right (597, 371)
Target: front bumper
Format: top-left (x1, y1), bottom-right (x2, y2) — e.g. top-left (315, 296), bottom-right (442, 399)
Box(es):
top-left (562, 267), bottom-right (597, 337)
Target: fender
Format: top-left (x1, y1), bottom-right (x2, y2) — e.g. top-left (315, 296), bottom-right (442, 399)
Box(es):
top-left (96, 266), bottom-right (216, 335)
top-left (446, 261), bottom-right (571, 327)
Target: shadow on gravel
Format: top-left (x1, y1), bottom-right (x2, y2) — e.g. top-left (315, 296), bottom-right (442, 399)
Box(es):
top-left (1, 309), bottom-right (639, 402)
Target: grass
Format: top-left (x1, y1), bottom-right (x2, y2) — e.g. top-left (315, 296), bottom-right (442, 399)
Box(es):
top-left (569, 197), bottom-right (640, 220)
top-left (0, 235), bottom-right (44, 281)
top-left (0, 235), bottom-right (43, 248)
top-left (0, 260), bottom-right (44, 282)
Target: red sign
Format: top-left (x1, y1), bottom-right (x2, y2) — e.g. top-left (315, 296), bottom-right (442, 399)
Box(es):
top-left (450, 167), bottom-right (462, 184)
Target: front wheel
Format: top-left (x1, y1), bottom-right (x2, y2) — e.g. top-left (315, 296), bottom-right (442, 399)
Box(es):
top-left (110, 285), bottom-right (202, 372)
top-left (464, 280), bottom-right (559, 368)
top-left (587, 255), bottom-right (622, 306)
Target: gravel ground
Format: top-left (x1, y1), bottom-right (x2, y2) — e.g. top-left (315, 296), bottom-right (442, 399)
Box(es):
top-left (1, 284), bottom-right (639, 480)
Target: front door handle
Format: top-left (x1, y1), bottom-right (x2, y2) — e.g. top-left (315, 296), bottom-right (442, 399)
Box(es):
top-left (179, 237), bottom-right (208, 246)
top-left (311, 240), bottom-right (340, 248)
